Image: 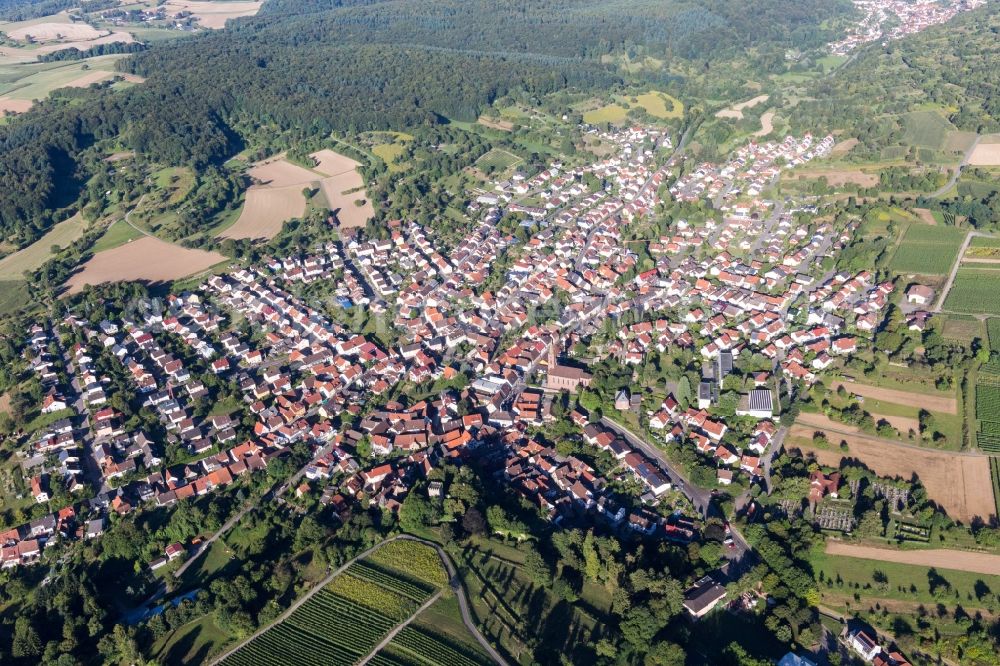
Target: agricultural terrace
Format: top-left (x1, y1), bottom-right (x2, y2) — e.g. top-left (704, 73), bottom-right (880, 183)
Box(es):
top-left (964, 235), bottom-right (1000, 260)
top-left (889, 224), bottom-right (966, 275)
top-left (217, 540), bottom-right (448, 666)
top-left (377, 626), bottom-right (493, 666)
top-left (943, 266), bottom-right (1000, 315)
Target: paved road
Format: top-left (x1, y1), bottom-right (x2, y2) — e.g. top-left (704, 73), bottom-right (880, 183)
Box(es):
top-left (599, 416), bottom-right (713, 516)
top-left (209, 534), bottom-right (507, 666)
top-left (930, 135), bottom-right (981, 199)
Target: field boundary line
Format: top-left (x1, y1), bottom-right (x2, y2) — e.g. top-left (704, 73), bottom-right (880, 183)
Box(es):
top-left (356, 590), bottom-right (442, 666)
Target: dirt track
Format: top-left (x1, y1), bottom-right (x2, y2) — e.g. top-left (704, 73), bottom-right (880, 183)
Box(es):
top-left (833, 380), bottom-right (957, 414)
top-left (826, 542), bottom-right (1000, 577)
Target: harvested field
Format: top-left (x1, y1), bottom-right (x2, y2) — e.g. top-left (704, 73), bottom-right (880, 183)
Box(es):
top-left (63, 70), bottom-right (115, 88)
top-left (0, 213), bottom-right (87, 280)
top-left (789, 169), bottom-right (878, 187)
top-left (825, 543), bottom-right (1000, 577)
top-left (309, 149), bottom-right (360, 177)
top-left (753, 110), bottom-right (775, 137)
top-left (715, 94), bottom-right (768, 120)
top-left (319, 171), bottom-right (374, 228)
top-left (789, 424), bottom-right (994, 523)
top-left (247, 157), bottom-right (318, 188)
top-left (161, 1), bottom-right (262, 29)
top-left (7, 22), bottom-right (104, 42)
top-left (832, 380), bottom-right (957, 414)
top-left (968, 138), bottom-right (1000, 166)
top-left (829, 138), bottom-right (859, 157)
top-left (219, 186), bottom-right (306, 240)
top-left (309, 149), bottom-right (373, 228)
top-left (869, 412), bottom-right (920, 434)
top-left (0, 97), bottom-right (33, 113)
top-left (66, 236), bottom-right (225, 293)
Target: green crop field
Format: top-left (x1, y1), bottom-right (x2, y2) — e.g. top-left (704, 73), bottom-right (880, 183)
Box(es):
top-left (902, 110), bottom-right (956, 150)
top-left (889, 224), bottom-right (966, 275)
top-left (382, 626), bottom-right (492, 666)
top-left (944, 267), bottom-right (1000, 314)
top-left (583, 102), bottom-right (628, 124)
top-left (219, 540), bottom-right (447, 666)
top-left (988, 318), bottom-right (1000, 351)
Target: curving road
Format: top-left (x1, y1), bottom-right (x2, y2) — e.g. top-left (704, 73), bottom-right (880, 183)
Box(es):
top-left (930, 135), bottom-right (981, 199)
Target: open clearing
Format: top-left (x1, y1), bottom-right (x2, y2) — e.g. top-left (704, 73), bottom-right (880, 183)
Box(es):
top-left (788, 423), bottom-right (993, 523)
top-left (829, 137), bottom-right (859, 157)
top-left (753, 110), bottom-right (775, 137)
top-left (715, 94), bottom-right (769, 120)
top-left (66, 236), bottom-right (225, 293)
top-left (788, 168), bottom-right (878, 187)
top-left (832, 380), bottom-right (957, 414)
top-left (944, 130), bottom-right (979, 153)
top-left (161, 1), bottom-right (262, 29)
top-left (825, 543), bottom-right (1000, 577)
top-left (968, 137), bottom-right (1000, 166)
top-left (902, 110), bottom-right (955, 150)
top-left (219, 186), bottom-right (305, 240)
top-left (0, 213), bottom-right (87, 279)
top-left (869, 412), bottom-right (920, 434)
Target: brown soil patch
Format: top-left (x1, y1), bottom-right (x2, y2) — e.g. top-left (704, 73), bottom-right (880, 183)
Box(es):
top-left (825, 542), bottom-right (1000, 577)
top-left (753, 109), bottom-right (775, 137)
top-left (66, 236), bottom-right (225, 293)
top-left (0, 97), bottom-right (34, 114)
top-left (105, 151), bottom-right (135, 162)
top-left (869, 412), bottom-right (920, 434)
top-left (319, 172), bottom-right (374, 229)
top-left (219, 186), bottom-right (306, 240)
top-left (309, 149), bottom-right (360, 177)
top-left (715, 94), bottom-right (769, 120)
top-left (968, 142), bottom-right (1000, 167)
top-left (788, 169), bottom-right (879, 187)
top-left (830, 138), bottom-right (859, 157)
top-left (247, 157), bottom-right (319, 188)
top-left (833, 380), bottom-right (957, 414)
top-left (789, 425), bottom-right (994, 523)
top-left (7, 22), bottom-right (105, 42)
top-left (912, 208), bottom-right (937, 225)
top-left (478, 116), bottom-right (514, 131)
top-left (162, 0), bottom-right (262, 29)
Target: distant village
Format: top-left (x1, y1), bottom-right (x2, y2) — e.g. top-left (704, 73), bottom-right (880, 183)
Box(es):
top-left (829, 0), bottom-right (988, 55)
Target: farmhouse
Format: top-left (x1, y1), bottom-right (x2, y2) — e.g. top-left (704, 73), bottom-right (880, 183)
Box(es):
top-left (905, 284), bottom-right (934, 306)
